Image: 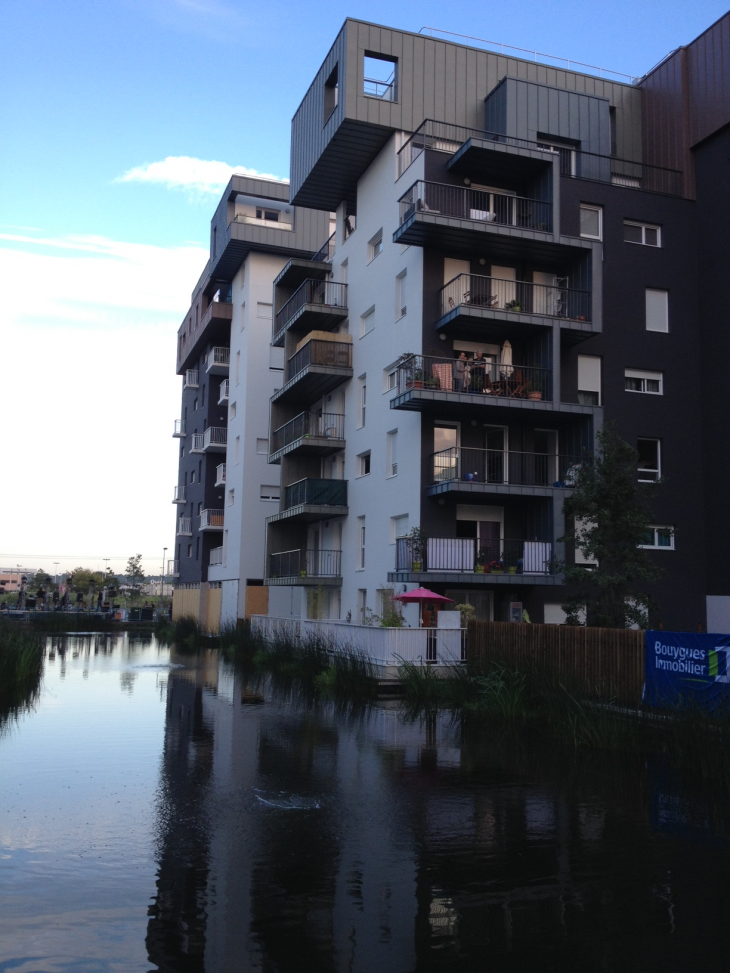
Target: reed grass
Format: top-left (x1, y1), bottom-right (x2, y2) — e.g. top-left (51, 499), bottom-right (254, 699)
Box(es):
top-left (153, 614), bottom-right (207, 650)
top-left (0, 620), bottom-right (45, 729)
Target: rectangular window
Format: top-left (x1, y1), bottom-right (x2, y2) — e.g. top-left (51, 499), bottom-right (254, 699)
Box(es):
top-left (269, 345), bottom-right (284, 370)
top-left (197, 502), bottom-right (202, 515)
top-left (187, 544), bottom-right (192, 558)
top-left (256, 438), bottom-right (268, 454)
top-left (390, 514), bottom-right (408, 543)
top-left (637, 439), bottom-right (661, 482)
top-left (360, 305), bottom-right (375, 338)
top-left (260, 484), bottom-right (281, 501)
top-left (646, 289), bottom-right (669, 332)
top-left (624, 221), bottom-right (661, 247)
top-left (357, 452), bottom-right (371, 477)
top-left (191, 470), bottom-right (196, 484)
top-left (387, 369), bottom-right (397, 391)
top-left (363, 53), bottom-right (397, 102)
top-left (625, 368), bottom-right (663, 394)
top-left (367, 230), bottom-right (383, 262)
top-left (639, 526), bottom-right (675, 550)
top-left (235, 436), bottom-right (240, 464)
top-left (324, 64), bottom-right (339, 120)
top-left (357, 517), bottom-right (366, 570)
top-left (201, 384), bottom-right (206, 406)
top-left (228, 489), bottom-right (235, 506)
top-left (358, 376), bottom-right (367, 427)
top-left (256, 208), bottom-right (279, 222)
top-left (387, 429), bottom-right (398, 477)
top-left (230, 401), bottom-right (236, 419)
top-left (257, 302), bottom-right (273, 320)
top-left (577, 355), bottom-right (601, 406)
top-left (357, 588), bottom-right (367, 622)
top-left (580, 205), bottom-right (602, 240)
top-left (235, 352), bottom-right (240, 385)
top-left (240, 301), bottom-right (245, 331)
top-left (193, 397), bottom-right (198, 411)
top-left (396, 270), bottom-right (407, 318)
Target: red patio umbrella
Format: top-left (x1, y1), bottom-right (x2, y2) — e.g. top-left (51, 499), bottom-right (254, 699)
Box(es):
top-left (394, 587), bottom-right (454, 626)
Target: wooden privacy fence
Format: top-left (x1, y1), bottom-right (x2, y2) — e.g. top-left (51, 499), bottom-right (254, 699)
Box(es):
top-left (467, 621), bottom-right (644, 707)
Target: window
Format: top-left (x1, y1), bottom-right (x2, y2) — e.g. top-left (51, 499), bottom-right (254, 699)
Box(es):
top-left (228, 489), bottom-right (235, 506)
top-left (580, 205), bottom-right (602, 240)
top-left (357, 517), bottom-right (366, 569)
top-left (357, 452), bottom-right (371, 477)
top-left (230, 401), bottom-right (236, 419)
top-left (357, 588), bottom-right (367, 621)
top-left (260, 484), bottom-right (280, 501)
top-left (240, 302), bottom-right (245, 331)
top-left (387, 429), bottom-right (398, 477)
top-left (235, 436), bottom-right (240, 464)
top-left (256, 438), bottom-right (268, 454)
top-left (180, 446), bottom-right (185, 458)
top-left (235, 352), bottom-right (240, 385)
top-left (256, 302), bottom-right (272, 320)
top-left (390, 514), bottom-right (408, 543)
top-left (358, 376), bottom-right (367, 427)
top-left (625, 369), bottom-right (663, 394)
top-left (197, 502), bottom-right (202, 515)
top-left (639, 526), bottom-right (675, 550)
top-left (324, 64), bottom-right (339, 120)
top-left (187, 544), bottom-right (192, 558)
top-left (396, 269), bottom-right (407, 318)
top-left (212, 227), bottom-right (217, 258)
top-left (201, 384), bottom-right (206, 406)
top-left (577, 355), bottom-right (601, 406)
top-left (637, 439), bottom-right (661, 482)
top-left (387, 369), bottom-right (397, 391)
top-left (646, 289), bottom-right (669, 332)
top-left (256, 208), bottom-right (279, 222)
top-left (269, 345), bottom-right (284, 370)
top-left (363, 53), bottom-right (397, 101)
top-left (368, 230), bottom-right (383, 262)
top-left (193, 397), bottom-right (198, 411)
top-left (360, 305), bottom-right (375, 338)
top-left (624, 221), bottom-right (661, 247)
top-left (191, 470), bottom-right (196, 484)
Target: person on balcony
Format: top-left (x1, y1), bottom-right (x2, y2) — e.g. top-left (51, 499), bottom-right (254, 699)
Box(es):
top-left (471, 351), bottom-right (487, 392)
top-left (453, 352), bottom-right (468, 391)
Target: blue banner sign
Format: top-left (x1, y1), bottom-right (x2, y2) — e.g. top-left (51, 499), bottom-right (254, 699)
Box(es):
top-left (644, 630), bottom-right (730, 710)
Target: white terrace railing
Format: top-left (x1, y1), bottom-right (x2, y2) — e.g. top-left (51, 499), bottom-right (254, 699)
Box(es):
top-left (209, 546), bottom-right (224, 566)
top-left (215, 463), bottom-right (226, 486)
top-left (218, 379), bottom-right (229, 403)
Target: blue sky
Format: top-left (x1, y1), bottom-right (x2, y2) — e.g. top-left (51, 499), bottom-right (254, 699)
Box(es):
top-left (1, 0), bottom-right (725, 574)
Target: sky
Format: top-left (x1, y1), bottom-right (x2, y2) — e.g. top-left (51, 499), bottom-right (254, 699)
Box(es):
top-left (1, 0), bottom-right (726, 576)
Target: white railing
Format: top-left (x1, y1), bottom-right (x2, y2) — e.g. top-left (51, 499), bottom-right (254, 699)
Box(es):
top-left (173, 419), bottom-right (186, 437)
top-left (209, 546), bottom-right (224, 566)
top-left (208, 346), bottom-right (230, 368)
top-left (204, 426), bottom-right (227, 449)
top-left (173, 485), bottom-right (187, 503)
top-left (183, 369), bottom-right (199, 389)
top-left (215, 463), bottom-right (226, 486)
top-left (200, 508), bottom-right (224, 529)
top-left (190, 433), bottom-right (205, 452)
top-left (176, 517), bottom-right (192, 535)
top-left (219, 379), bottom-right (229, 403)
top-left (250, 616), bottom-right (465, 669)
top-left (167, 559), bottom-right (179, 577)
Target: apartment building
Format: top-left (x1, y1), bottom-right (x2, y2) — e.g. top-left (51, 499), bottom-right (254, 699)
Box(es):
top-left (258, 15), bottom-right (730, 632)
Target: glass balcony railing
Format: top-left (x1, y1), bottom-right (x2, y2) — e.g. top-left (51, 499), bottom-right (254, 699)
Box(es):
top-left (283, 478), bottom-right (347, 510)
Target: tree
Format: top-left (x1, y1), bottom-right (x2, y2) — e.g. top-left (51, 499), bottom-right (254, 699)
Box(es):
top-left (125, 554), bottom-right (145, 588)
top-left (558, 424), bottom-right (664, 629)
top-left (67, 568), bottom-right (105, 592)
top-left (34, 569), bottom-right (53, 589)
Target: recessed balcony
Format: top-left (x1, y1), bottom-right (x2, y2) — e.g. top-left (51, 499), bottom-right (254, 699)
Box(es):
top-left (199, 509), bottom-right (224, 532)
top-left (202, 427), bottom-right (227, 453)
top-left (273, 280), bottom-right (348, 346)
top-left (266, 478), bottom-right (348, 524)
top-left (183, 370), bottom-right (199, 390)
top-left (173, 485), bottom-right (187, 504)
top-left (215, 463), bottom-right (226, 487)
top-left (266, 548), bottom-right (343, 586)
top-left (176, 517), bottom-right (192, 537)
top-left (428, 447), bottom-right (586, 498)
top-left (209, 546), bottom-right (224, 566)
top-left (218, 379), bottom-right (229, 404)
top-left (273, 235), bottom-right (334, 291)
top-left (206, 347), bottom-right (230, 375)
top-left (270, 412), bottom-right (345, 463)
top-left (167, 559), bottom-right (179, 578)
top-left (389, 535), bottom-right (558, 585)
top-left (173, 419), bottom-right (186, 438)
top-left (272, 336), bottom-right (353, 406)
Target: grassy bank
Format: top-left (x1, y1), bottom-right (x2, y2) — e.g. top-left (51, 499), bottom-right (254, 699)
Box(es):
top-left (0, 620), bottom-right (45, 729)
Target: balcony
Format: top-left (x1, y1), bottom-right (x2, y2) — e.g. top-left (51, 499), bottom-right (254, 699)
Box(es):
top-left (209, 546), bottom-right (224, 566)
top-left (267, 478), bottom-right (348, 525)
top-left (206, 347), bottom-right (230, 375)
top-left (390, 536), bottom-right (558, 585)
top-left (218, 379), bottom-right (229, 404)
top-left (167, 559), bottom-right (179, 578)
top-left (273, 280), bottom-right (348, 345)
top-left (200, 509), bottom-right (224, 532)
top-left (183, 369), bottom-right (199, 390)
top-left (270, 412), bottom-right (345, 463)
top-left (176, 517), bottom-right (192, 537)
top-left (272, 336), bottom-right (353, 406)
top-left (273, 235), bottom-right (334, 292)
top-left (190, 434), bottom-right (205, 453)
top-left (173, 419), bottom-right (186, 438)
top-left (215, 463), bottom-right (226, 487)
top-left (173, 485), bottom-right (187, 504)
top-left (267, 549), bottom-right (343, 586)
top-left (429, 447), bottom-right (586, 498)
top-left (203, 427), bottom-right (227, 453)
top-left (438, 273), bottom-right (591, 334)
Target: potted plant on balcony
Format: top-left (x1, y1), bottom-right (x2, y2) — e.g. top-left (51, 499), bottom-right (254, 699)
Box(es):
top-left (300, 570), bottom-right (307, 577)
top-left (424, 376), bottom-right (440, 389)
top-left (523, 378), bottom-right (543, 401)
top-left (475, 549), bottom-right (486, 573)
top-left (505, 299), bottom-right (521, 312)
top-left (409, 526), bottom-right (427, 572)
top-left (489, 559), bottom-right (505, 575)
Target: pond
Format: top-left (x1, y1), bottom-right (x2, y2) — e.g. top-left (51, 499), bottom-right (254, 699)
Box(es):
top-left (1, 633), bottom-right (729, 972)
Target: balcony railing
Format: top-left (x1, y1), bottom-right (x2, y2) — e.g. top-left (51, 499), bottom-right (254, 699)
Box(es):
top-left (204, 427), bottom-right (227, 449)
top-left (167, 559), bottom-right (179, 577)
top-left (231, 213), bottom-right (293, 230)
top-left (269, 549), bottom-right (342, 579)
top-left (209, 546), bottom-right (224, 566)
top-left (432, 447), bottom-right (587, 487)
top-left (207, 346), bottom-right (230, 370)
top-left (177, 517), bottom-right (192, 536)
top-left (173, 485), bottom-right (187, 503)
top-left (399, 180), bottom-right (552, 233)
top-left (218, 379), bottom-right (229, 403)
top-left (183, 369), bottom-right (199, 389)
top-left (441, 273), bottom-right (590, 322)
top-left (396, 119), bottom-right (684, 197)
top-left (275, 280), bottom-right (348, 335)
top-left (312, 232), bottom-right (335, 263)
top-left (396, 536), bottom-right (554, 575)
top-left (190, 433), bottom-right (205, 453)
top-left (287, 338), bottom-right (352, 383)
top-left (271, 412), bottom-right (345, 453)
top-left (283, 478), bottom-right (347, 510)
top-left (200, 509), bottom-right (224, 529)
top-left (364, 76), bottom-right (395, 100)
top-left (173, 419), bottom-right (186, 438)
top-left (215, 463), bottom-right (226, 487)
top-left (397, 354), bottom-right (551, 400)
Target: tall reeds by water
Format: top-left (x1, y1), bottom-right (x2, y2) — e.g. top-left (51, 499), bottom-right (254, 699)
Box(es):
top-left (0, 620), bottom-right (45, 730)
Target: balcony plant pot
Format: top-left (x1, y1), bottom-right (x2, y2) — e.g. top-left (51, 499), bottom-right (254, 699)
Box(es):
top-left (528, 391), bottom-right (542, 401)
top-left (300, 570), bottom-right (307, 578)
top-left (475, 565), bottom-right (485, 574)
top-left (412, 561), bottom-right (422, 572)
top-left (507, 566), bottom-right (517, 575)
top-left (490, 568), bottom-right (504, 575)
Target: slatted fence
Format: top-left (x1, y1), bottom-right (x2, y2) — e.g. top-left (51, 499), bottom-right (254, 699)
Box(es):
top-left (467, 621), bottom-right (644, 706)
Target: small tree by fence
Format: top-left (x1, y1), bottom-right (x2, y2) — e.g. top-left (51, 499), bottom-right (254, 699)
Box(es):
top-left (467, 620), bottom-right (644, 707)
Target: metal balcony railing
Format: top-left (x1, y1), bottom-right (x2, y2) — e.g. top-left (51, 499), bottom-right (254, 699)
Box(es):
top-left (283, 478), bottom-right (347, 510)
top-left (268, 549), bottom-right (342, 579)
top-left (271, 412), bottom-right (345, 453)
top-left (204, 427), bottom-right (227, 449)
top-left (173, 485), bottom-right (187, 503)
top-left (209, 546), bottom-right (224, 566)
top-left (287, 338), bottom-right (352, 382)
top-left (397, 354), bottom-right (551, 400)
top-left (200, 509), bottom-right (224, 529)
top-left (231, 213), bottom-right (293, 230)
top-left (441, 273), bottom-right (590, 322)
top-left (183, 369), bottom-right (199, 389)
top-left (312, 232), bottom-right (335, 263)
top-left (218, 379), bottom-right (229, 403)
top-left (399, 180), bottom-right (552, 232)
top-left (173, 419), bottom-right (186, 438)
top-left (432, 447), bottom-right (587, 487)
top-left (275, 280), bottom-right (348, 335)
top-left (215, 463), bottom-right (226, 486)
top-left (167, 559), bottom-right (179, 577)
top-left (177, 517), bottom-right (192, 536)
top-left (190, 434), bottom-right (205, 453)
top-left (396, 535), bottom-right (554, 574)
top-left (208, 346), bottom-right (230, 368)
top-left (364, 76), bottom-right (395, 100)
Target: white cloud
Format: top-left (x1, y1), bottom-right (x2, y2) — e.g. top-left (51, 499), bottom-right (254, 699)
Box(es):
top-left (116, 156), bottom-right (287, 195)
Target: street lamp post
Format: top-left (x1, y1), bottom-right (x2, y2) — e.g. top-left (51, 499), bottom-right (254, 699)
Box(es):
top-left (53, 562), bottom-right (60, 584)
top-left (162, 547), bottom-right (167, 616)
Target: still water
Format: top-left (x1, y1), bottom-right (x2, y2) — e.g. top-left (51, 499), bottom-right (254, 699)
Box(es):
top-left (1, 633), bottom-right (729, 972)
